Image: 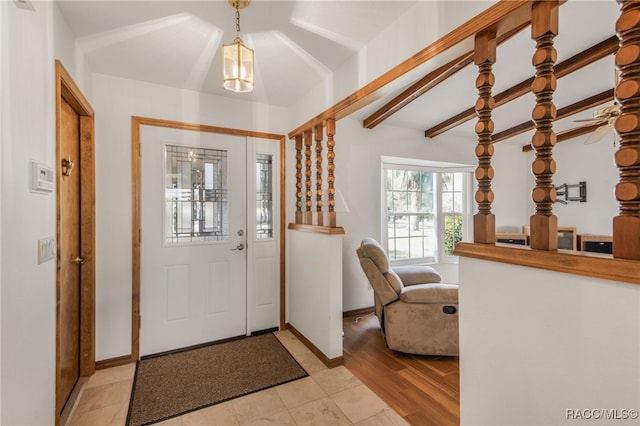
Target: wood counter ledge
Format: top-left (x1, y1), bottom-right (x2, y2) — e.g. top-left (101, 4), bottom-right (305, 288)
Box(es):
top-left (287, 223), bottom-right (345, 235)
top-left (454, 242), bottom-right (640, 286)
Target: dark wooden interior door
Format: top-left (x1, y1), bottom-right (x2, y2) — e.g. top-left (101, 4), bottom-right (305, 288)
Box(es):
top-left (57, 98), bottom-right (82, 415)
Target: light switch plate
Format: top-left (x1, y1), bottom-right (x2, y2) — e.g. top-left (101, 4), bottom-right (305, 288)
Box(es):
top-left (38, 236), bottom-right (56, 264)
top-left (31, 160), bottom-right (54, 193)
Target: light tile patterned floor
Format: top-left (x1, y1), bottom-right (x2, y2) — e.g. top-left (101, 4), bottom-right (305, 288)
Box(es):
top-left (68, 330), bottom-right (408, 426)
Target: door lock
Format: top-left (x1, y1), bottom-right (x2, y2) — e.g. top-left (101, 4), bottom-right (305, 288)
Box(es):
top-left (73, 256), bottom-right (86, 265)
top-left (232, 243), bottom-right (245, 251)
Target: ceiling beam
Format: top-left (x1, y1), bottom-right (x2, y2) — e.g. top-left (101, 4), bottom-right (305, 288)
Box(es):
top-left (363, 52), bottom-right (474, 129)
top-left (424, 35), bottom-right (618, 139)
top-left (492, 88), bottom-right (614, 143)
top-left (288, 0), bottom-right (539, 139)
top-left (363, 21), bottom-right (532, 130)
top-left (521, 123), bottom-right (602, 152)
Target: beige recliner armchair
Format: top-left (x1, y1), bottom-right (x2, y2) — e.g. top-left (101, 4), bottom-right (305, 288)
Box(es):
top-left (356, 238), bottom-right (459, 356)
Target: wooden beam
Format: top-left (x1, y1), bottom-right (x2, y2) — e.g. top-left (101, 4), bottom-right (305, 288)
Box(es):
top-left (363, 52), bottom-right (474, 129)
top-left (288, 0), bottom-right (538, 139)
top-left (521, 123), bottom-right (601, 152)
top-left (425, 35), bottom-right (618, 138)
top-left (493, 88), bottom-right (614, 143)
top-left (363, 20), bottom-right (532, 130)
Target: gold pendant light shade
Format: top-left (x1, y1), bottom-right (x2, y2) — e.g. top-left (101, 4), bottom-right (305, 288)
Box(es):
top-left (222, 37), bottom-right (254, 93)
top-left (222, 0), bottom-right (254, 93)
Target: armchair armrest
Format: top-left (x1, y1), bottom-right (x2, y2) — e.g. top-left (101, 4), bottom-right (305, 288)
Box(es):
top-left (393, 265), bottom-right (441, 286)
top-left (399, 283), bottom-right (458, 304)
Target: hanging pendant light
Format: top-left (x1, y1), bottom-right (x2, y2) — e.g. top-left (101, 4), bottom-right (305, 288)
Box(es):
top-left (222, 0), bottom-right (254, 93)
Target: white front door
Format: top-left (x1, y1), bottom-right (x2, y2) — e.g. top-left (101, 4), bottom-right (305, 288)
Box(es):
top-left (140, 125), bottom-right (247, 356)
top-left (247, 138), bottom-right (281, 333)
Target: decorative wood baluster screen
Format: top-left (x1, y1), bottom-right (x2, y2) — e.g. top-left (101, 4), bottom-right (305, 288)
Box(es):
top-left (529, 0), bottom-right (559, 251)
top-left (290, 118), bottom-right (342, 231)
top-left (304, 130), bottom-right (313, 225)
top-left (295, 135), bottom-right (303, 224)
top-left (326, 118), bottom-right (337, 227)
top-left (473, 29), bottom-right (497, 244)
top-left (613, 0), bottom-right (640, 260)
top-left (315, 124), bottom-right (324, 226)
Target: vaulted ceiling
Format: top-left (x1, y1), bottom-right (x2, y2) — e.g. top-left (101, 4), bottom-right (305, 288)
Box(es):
top-left (56, 0), bottom-right (418, 107)
top-left (56, 0), bottom-right (621, 147)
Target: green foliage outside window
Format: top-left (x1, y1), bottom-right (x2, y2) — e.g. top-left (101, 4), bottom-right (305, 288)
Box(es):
top-left (444, 215), bottom-right (462, 256)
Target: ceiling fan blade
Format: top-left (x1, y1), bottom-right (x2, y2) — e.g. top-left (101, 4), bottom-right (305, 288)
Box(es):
top-left (574, 117), bottom-right (608, 124)
top-left (584, 123), bottom-right (614, 145)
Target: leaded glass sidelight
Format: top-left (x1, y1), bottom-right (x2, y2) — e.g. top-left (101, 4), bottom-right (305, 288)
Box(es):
top-left (256, 153), bottom-right (273, 239)
top-left (164, 145), bottom-right (228, 245)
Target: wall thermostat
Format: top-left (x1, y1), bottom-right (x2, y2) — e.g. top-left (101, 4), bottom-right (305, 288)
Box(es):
top-left (31, 160), bottom-right (54, 193)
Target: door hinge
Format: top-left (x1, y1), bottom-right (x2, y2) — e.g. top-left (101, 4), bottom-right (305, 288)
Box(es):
top-left (139, 142), bottom-right (142, 157)
top-left (139, 315), bottom-right (142, 329)
top-left (139, 229), bottom-right (142, 243)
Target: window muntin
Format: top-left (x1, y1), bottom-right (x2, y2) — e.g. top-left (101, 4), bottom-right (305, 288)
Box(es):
top-left (384, 164), bottom-right (471, 263)
top-left (164, 145), bottom-right (228, 245)
top-left (386, 170), bottom-right (436, 260)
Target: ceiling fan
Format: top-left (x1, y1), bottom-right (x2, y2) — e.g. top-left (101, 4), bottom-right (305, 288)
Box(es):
top-left (574, 102), bottom-right (620, 145)
top-left (574, 69), bottom-right (620, 146)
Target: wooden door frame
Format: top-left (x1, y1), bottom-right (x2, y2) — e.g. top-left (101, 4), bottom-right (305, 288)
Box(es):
top-left (55, 60), bottom-right (96, 421)
top-left (130, 116), bottom-right (286, 361)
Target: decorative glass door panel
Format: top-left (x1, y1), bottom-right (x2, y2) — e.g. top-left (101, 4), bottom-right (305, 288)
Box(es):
top-left (164, 145), bottom-right (228, 245)
top-left (255, 153), bottom-right (273, 239)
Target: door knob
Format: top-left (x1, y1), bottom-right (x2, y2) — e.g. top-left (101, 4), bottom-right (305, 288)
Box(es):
top-left (232, 243), bottom-right (245, 251)
top-left (73, 256), bottom-right (86, 265)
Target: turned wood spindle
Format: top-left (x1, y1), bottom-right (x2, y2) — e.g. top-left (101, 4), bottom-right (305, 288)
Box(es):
top-left (473, 30), bottom-right (497, 244)
top-left (294, 134), bottom-right (303, 224)
top-left (529, 0), bottom-right (559, 251)
top-left (314, 124), bottom-right (324, 226)
top-left (613, 0), bottom-right (640, 259)
top-left (326, 118), bottom-right (337, 227)
top-left (304, 130), bottom-right (313, 225)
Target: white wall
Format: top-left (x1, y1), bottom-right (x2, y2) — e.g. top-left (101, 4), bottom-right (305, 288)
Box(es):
top-left (53, 3), bottom-right (75, 77)
top-left (352, 1), bottom-right (440, 98)
top-left (459, 257), bottom-right (640, 425)
top-left (1, 1), bottom-right (57, 424)
top-left (436, 1), bottom-right (497, 38)
top-left (525, 137), bottom-right (618, 236)
top-left (91, 73), bottom-right (287, 360)
top-left (0, 2), bottom-right (5, 421)
top-left (288, 1), bottom-right (441, 130)
top-left (493, 142), bottom-right (531, 232)
top-left (52, 1), bottom-right (93, 101)
top-left (289, 231), bottom-right (343, 359)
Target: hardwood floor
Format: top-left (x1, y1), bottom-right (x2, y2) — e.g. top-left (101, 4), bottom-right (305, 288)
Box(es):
top-left (343, 312), bottom-right (460, 426)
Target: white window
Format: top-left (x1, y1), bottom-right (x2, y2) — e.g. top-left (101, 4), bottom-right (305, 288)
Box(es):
top-left (382, 159), bottom-right (473, 264)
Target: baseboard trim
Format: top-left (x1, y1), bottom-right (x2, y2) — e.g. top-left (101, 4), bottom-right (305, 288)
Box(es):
top-left (343, 306), bottom-right (374, 318)
top-left (60, 377), bottom-right (88, 426)
top-left (285, 323), bottom-right (344, 368)
top-left (95, 354), bottom-right (135, 370)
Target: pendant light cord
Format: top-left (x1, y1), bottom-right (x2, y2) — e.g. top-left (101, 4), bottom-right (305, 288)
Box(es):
top-left (235, 2), bottom-right (241, 36)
